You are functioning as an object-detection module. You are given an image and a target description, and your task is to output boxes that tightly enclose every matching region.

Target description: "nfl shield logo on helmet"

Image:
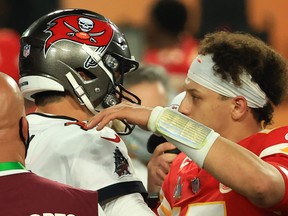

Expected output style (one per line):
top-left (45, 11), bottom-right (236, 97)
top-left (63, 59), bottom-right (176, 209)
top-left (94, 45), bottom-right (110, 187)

top-left (23, 44), bottom-right (31, 58)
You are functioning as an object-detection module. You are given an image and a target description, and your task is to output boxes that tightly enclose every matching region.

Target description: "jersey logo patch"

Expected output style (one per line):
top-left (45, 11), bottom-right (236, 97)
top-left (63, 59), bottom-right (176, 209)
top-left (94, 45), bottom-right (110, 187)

top-left (180, 156), bottom-right (192, 169)
top-left (113, 147), bottom-right (131, 177)
top-left (44, 15), bottom-right (113, 55)
top-left (101, 134), bottom-right (121, 143)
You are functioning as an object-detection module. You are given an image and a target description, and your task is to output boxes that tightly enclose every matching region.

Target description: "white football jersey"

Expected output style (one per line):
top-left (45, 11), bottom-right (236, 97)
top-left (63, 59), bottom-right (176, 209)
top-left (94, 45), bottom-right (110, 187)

top-left (25, 113), bottom-right (147, 204)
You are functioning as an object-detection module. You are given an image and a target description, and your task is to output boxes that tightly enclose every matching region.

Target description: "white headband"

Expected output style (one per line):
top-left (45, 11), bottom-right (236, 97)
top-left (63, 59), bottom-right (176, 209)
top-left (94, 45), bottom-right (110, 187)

top-left (187, 54), bottom-right (267, 108)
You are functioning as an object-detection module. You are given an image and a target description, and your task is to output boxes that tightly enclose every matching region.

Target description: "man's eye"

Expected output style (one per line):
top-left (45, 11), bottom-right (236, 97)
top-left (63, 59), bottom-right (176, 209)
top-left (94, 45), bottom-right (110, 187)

top-left (191, 95), bottom-right (198, 100)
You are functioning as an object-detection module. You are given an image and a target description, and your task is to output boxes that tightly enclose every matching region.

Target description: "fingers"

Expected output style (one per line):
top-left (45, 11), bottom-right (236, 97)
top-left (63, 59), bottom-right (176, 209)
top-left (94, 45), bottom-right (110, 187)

top-left (147, 165), bottom-right (167, 193)
top-left (86, 103), bottom-right (153, 130)
top-left (150, 167), bottom-right (166, 185)
top-left (86, 103), bottom-right (129, 130)
top-left (148, 142), bottom-right (178, 172)
top-left (154, 142), bottom-right (178, 157)
top-left (147, 142), bottom-right (178, 193)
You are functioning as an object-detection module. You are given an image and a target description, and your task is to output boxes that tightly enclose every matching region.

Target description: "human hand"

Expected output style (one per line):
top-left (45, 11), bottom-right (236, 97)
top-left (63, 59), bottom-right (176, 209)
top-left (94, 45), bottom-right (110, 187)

top-left (147, 142), bottom-right (178, 193)
top-left (86, 102), bottom-right (154, 130)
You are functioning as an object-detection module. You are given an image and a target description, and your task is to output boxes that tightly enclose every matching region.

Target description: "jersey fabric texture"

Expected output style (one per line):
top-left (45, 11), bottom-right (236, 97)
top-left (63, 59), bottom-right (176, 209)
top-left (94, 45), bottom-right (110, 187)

top-left (25, 113), bottom-right (147, 204)
top-left (0, 170), bottom-right (98, 216)
top-left (158, 127), bottom-right (288, 216)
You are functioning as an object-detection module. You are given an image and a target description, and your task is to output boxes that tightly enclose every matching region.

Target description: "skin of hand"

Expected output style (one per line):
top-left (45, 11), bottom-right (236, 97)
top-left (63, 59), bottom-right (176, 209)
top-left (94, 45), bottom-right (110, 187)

top-left (86, 102), bottom-right (153, 130)
top-left (147, 142), bottom-right (178, 193)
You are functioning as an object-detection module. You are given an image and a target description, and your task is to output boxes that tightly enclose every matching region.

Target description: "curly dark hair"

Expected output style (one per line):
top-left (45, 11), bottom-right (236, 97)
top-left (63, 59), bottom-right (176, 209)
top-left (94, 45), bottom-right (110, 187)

top-left (198, 31), bottom-right (288, 125)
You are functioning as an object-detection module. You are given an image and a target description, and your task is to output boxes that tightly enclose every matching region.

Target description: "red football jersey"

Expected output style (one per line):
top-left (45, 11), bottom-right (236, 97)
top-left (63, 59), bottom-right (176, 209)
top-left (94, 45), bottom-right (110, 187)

top-left (158, 127), bottom-right (288, 216)
top-left (0, 170), bottom-right (99, 216)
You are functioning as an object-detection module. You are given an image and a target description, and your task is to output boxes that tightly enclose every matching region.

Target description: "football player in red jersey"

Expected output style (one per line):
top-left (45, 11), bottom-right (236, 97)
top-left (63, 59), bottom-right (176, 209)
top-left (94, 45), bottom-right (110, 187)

top-left (0, 72), bottom-right (103, 216)
top-left (18, 9), bottom-right (155, 215)
top-left (87, 31), bottom-right (288, 215)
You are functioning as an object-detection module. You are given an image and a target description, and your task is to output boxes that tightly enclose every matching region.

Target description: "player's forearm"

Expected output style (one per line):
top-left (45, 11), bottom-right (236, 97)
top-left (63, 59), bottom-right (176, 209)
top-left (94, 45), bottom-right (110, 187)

top-left (204, 137), bottom-right (285, 207)
top-left (148, 106), bottom-right (285, 208)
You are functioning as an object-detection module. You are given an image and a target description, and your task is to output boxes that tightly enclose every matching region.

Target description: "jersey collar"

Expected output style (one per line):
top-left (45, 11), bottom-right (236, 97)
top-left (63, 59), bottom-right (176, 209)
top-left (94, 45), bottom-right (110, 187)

top-left (0, 162), bottom-right (29, 176)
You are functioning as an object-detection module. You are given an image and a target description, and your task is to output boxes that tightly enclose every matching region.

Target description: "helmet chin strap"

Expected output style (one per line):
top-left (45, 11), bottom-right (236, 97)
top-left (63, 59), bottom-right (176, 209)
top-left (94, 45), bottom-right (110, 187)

top-left (65, 72), bottom-right (97, 115)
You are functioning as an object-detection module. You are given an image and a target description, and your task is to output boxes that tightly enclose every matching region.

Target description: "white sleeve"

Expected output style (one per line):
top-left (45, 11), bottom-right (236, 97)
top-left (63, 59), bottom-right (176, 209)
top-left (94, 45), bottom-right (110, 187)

top-left (102, 193), bottom-right (156, 216)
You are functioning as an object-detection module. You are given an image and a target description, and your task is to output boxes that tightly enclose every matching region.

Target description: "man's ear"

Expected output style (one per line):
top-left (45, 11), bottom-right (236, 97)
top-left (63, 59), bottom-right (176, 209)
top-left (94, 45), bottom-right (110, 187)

top-left (231, 96), bottom-right (249, 120)
top-left (20, 116), bottom-right (29, 143)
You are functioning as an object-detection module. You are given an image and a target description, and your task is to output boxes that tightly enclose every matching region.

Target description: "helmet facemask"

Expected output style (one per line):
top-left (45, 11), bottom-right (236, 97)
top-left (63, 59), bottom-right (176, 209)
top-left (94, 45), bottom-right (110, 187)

top-left (102, 84), bottom-right (141, 135)
top-left (98, 50), bottom-right (141, 135)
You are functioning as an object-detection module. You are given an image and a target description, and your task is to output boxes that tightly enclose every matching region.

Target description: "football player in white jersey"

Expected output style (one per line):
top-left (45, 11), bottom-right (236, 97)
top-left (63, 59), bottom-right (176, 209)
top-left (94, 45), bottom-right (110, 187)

top-left (18, 9), bottom-right (155, 216)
